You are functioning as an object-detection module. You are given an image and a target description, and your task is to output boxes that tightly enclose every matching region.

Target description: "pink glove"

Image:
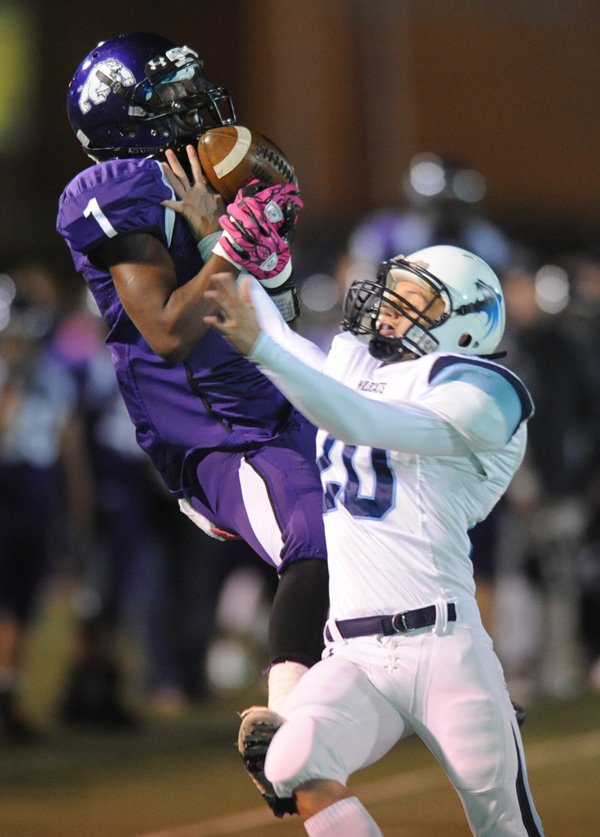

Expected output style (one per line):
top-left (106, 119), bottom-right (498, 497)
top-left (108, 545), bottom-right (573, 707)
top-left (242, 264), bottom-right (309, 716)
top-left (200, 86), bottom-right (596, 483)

top-left (213, 180), bottom-right (303, 287)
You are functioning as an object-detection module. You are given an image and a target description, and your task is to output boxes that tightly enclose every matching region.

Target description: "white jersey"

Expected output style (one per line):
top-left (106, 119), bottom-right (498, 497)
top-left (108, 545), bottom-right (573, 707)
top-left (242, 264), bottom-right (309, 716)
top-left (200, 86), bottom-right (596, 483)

top-left (316, 333), bottom-right (530, 618)
top-left (247, 281), bottom-right (533, 620)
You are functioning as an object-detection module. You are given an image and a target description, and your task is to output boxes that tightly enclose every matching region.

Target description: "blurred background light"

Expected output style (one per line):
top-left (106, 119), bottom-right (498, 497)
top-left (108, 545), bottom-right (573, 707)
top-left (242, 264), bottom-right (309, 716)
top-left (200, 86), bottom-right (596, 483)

top-left (452, 168), bottom-right (487, 203)
top-left (299, 273), bottom-right (342, 313)
top-left (535, 264), bottom-right (570, 314)
top-left (408, 154), bottom-right (447, 197)
top-left (0, 2), bottom-right (34, 150)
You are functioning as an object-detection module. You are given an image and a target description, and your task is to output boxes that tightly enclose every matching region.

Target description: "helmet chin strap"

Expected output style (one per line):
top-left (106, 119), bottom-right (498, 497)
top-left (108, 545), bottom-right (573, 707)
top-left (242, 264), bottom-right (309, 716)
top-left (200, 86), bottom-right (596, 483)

top-left (403, 323), bottom-right (439, 355)
top-left (367, 306), bottom-right (443, 363)
top-left (480, 350), bottom-right (507, 359)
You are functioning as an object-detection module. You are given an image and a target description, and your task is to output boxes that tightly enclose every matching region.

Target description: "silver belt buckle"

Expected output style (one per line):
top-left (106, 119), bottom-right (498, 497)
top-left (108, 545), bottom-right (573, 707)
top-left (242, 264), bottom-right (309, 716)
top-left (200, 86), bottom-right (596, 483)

top-left (391, 610), bottom-right (415, 633)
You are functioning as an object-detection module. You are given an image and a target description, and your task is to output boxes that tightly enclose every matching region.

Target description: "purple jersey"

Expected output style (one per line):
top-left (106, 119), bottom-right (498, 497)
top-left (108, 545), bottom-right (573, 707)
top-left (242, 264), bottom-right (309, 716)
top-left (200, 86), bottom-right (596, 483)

top-left (57, 158), bottom-right (299, 495)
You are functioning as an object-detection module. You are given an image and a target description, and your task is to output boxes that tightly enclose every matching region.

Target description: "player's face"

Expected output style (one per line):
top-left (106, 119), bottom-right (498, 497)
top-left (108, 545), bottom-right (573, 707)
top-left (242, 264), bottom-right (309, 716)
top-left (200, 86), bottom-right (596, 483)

top-left (377, 276), bottom-right (445, 339)
top-left (154, 67), bottom-right (224, 132)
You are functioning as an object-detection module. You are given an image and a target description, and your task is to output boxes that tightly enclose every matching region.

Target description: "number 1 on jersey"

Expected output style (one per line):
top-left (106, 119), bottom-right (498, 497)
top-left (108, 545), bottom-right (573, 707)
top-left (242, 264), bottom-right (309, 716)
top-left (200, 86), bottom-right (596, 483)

top-left (83, 197), bottom-right (118, 238)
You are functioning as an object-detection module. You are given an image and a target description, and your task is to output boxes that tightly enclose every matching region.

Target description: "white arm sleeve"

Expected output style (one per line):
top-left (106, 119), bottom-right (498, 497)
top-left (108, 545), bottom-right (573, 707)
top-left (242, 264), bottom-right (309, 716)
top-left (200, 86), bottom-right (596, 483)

top-left (245, 274), bottom-right (328, 372)
top-left (249, 332), bottom-right (470, 456)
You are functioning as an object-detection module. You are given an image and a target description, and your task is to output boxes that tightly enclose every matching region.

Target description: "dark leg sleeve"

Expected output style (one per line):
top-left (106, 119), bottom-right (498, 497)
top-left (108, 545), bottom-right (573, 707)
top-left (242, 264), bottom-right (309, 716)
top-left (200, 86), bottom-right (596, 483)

top-left (268, 558), bottom-right (329, 668)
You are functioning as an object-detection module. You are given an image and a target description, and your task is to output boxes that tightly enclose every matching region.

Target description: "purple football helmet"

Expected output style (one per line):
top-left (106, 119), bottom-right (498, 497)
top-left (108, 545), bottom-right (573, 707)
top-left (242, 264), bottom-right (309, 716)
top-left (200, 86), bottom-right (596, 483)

top-left (67, 32), bottom-right (236, 161)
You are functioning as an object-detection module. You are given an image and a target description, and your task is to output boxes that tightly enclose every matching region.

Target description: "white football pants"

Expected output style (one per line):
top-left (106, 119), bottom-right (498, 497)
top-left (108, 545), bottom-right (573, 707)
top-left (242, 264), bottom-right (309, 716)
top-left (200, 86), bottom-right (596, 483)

top-left (265, 598), bottom-right (544, 836)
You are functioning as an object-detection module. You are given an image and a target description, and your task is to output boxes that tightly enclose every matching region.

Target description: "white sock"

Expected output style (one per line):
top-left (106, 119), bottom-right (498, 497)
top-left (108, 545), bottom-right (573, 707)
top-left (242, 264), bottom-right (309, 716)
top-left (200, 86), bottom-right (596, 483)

top-left (304, 797), bottom-right (383, 836)
top-left (267, 661), bottom-right (308, 715)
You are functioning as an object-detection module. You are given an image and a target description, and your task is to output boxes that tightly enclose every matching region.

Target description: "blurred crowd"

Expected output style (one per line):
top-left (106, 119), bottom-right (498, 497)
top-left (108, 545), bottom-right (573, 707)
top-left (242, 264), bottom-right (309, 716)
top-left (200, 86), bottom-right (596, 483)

top-left (0, 253), bottom-right (275, 741)
top-left (1, 152), bottom-right (599, 742)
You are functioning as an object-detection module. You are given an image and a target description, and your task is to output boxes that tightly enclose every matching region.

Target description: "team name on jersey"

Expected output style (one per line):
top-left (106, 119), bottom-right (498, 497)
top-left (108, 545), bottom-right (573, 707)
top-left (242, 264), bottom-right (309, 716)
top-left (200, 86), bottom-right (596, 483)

top-left (357, 379), bottom-right (387, 394)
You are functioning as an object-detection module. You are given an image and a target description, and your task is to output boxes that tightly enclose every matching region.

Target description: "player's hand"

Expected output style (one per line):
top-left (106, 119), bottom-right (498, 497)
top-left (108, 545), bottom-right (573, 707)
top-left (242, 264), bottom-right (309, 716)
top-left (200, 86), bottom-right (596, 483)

top-left (161, 145), bottom-right (225, 240)
top-left (214, 180), bottom-right (299, 286)
top-left (203, 273), bottom-right (261, 356)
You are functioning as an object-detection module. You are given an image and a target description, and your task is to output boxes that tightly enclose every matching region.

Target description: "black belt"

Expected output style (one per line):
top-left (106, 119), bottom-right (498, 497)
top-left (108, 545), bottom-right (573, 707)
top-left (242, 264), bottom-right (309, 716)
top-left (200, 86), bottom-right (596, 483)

top-left (326, 602), bottom-right (456, 640)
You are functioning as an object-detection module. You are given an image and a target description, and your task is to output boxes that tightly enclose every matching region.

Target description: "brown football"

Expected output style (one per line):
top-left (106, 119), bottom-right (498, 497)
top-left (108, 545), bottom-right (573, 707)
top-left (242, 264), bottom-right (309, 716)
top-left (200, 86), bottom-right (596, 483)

top-left (197, 125), bottom-right (298, 203)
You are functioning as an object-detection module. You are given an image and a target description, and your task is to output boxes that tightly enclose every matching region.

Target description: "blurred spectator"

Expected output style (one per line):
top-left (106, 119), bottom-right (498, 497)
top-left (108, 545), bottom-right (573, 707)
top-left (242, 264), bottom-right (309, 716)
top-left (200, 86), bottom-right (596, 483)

top-left (301, 153), bottom-right (518, 351)
top-left (336, 152), bottom-right (516, 289)
top-left (55, 335), bottom-right (165, 728)
top-left (559, 249), bottom-right (600, 690)
top-left (0, 264), bottom-right (87, 741)
top-left (492, 259), bottom-right (596, 700)
top-left (47, 290), bottom-right (195, 724)
top-left (27, 258), bottom-right (270, 725)
top-left (149, 520), bottom-right (275, 712)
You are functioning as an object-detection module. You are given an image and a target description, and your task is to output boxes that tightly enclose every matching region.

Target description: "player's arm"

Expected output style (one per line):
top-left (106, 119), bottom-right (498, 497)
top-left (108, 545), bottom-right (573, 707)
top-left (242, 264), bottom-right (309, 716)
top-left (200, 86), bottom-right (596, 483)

top-left (249, 335), bottom-right (530, 455)
top-left (204, 275), bottom-right (469, 455)
top-left (87, 147), bottom-right (235, 362)
top-left (94, 147), bottom-right (296, 363)
top-left (96, 232), bottom-right (235, 362)
top-left (251, 332), bottom-right (472, 455)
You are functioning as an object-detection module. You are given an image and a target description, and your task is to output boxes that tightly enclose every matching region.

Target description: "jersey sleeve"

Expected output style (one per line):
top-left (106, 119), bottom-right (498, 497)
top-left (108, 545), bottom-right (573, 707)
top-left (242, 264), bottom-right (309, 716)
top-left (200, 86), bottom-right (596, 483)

top-left (57, 159), bottom-right (175, 257)
top-left (424, 357), bottom-right (534, 451)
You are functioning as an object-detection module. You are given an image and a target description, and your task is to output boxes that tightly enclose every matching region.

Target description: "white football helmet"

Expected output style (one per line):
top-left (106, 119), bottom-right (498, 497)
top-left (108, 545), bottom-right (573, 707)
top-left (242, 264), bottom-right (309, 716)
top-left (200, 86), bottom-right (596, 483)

top-left (341, 244), bottom-right (505, 362)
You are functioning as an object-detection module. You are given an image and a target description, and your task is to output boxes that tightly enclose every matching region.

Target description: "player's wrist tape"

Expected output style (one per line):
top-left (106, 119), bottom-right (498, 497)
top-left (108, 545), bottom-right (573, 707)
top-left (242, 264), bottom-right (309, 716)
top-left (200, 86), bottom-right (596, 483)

top-left (266, 279), bottom-right (300, 322)
top-left (197, 231), bottom-right (222, 263)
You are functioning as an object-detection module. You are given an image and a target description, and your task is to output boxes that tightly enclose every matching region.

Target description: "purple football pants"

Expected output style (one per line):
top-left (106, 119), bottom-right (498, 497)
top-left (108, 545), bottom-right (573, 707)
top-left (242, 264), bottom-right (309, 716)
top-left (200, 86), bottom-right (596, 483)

top-left (186, 418), bottom-right (327, 574)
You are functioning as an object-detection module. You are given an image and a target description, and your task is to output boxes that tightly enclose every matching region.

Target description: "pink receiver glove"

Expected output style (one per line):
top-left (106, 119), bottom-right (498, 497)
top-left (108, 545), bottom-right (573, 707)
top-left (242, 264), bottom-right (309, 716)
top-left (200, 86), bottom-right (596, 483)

top-left (213, 180), bottom-right (303, 287)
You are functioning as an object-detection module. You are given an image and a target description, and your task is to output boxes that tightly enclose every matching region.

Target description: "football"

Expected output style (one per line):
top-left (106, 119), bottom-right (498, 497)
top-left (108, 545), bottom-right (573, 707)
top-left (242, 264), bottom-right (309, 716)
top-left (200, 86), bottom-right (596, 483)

top-left (197, 125), bottom-right (298, 203)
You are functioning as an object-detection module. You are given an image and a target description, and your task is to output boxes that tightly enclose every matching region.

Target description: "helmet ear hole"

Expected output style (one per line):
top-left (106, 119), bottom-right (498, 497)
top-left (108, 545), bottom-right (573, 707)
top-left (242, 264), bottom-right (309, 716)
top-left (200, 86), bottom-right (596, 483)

top-left (458, 333), bottom-right (472, 347)
top-left (116, 123), bottom-right (137, 138)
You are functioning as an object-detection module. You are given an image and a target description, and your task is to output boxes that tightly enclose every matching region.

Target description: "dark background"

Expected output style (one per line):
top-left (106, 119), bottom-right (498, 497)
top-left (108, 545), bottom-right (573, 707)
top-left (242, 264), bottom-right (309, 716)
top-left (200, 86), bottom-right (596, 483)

top-left (2, 0), bottom-right (599, 267)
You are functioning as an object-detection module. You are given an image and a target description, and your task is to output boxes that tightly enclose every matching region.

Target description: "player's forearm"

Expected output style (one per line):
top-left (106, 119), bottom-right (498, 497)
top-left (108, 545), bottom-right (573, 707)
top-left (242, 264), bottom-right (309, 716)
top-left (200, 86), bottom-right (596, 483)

top-left (250, 334), bottom-right (468, 456)
top-left (105, 232), bottom-right (236, 361)
top-left (156, 254), bottom-right (240, 361)
top-left (119, 254), bottom-right (236, 362)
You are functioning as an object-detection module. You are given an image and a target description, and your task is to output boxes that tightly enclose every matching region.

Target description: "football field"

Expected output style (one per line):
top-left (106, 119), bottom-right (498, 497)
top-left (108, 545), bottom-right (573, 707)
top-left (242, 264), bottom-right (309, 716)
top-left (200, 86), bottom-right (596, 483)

top-left (2, 588), bottom-right (599, 836)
